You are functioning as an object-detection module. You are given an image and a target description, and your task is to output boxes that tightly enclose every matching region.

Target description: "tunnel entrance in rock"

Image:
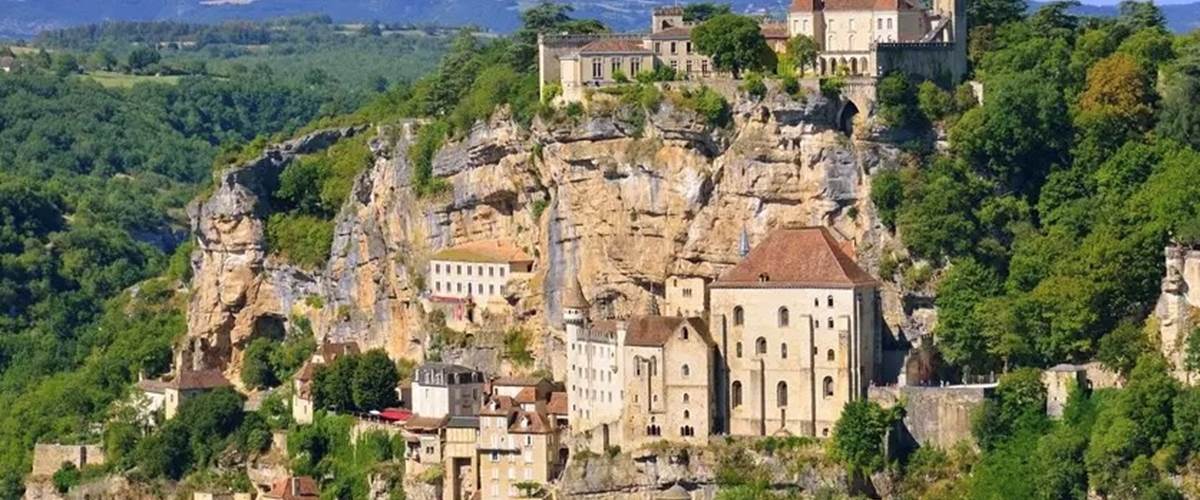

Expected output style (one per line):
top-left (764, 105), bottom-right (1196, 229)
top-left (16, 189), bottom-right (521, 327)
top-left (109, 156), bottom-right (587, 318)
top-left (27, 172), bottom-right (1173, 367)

top-left (838, 101), bottom-right (860, 137)
top-left (251, 315), bottom-right (286, 342)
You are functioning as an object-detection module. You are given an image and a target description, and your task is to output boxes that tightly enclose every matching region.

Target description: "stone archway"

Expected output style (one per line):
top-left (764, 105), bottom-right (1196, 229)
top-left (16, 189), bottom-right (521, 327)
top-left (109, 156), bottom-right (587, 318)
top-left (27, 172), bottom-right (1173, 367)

top-left (850, 58), bottom-right (858, 75)
top-left (838, 100), bottom-right (860, 136)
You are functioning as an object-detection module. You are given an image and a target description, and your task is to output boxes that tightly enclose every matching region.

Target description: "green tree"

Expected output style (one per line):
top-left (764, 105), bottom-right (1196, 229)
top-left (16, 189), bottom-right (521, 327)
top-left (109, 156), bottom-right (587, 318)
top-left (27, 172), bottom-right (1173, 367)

top-left (1186, 327), bottom-right (1200, 375)
top-left (126, 46), bottom-right (161, 72)
top-left (830, 400), bottom-right (899, 474)
top-left (917, 81), bottom-right (954, 123)
top-left (785, 34), bottom-right (819, 75)
top-left (314, 354), bottom-right (359, 411)
top-left (1117, 0), bottom-right (1166, 32)
top-left (352, 349), bottom-right (400, 411)
top-left (870, 169), bottom-right (905, 229)
top-left (934, 259), bottom-right (1004, 370)
top-left (51, 462), bottom-right (80, 494)
top-left (51, 53), bottom-right (79, 77)
top-left (241, 337), bottom-right (280, 389)
top-left (1033, 426), bottom-right (1088, 500)
top-left (683, 3), bottom-right (732, 23)
top-left (691, 14), bottom-right (771, 78)
top-left (1097, 321), bottom-right (1151, 378)
top-left (1157, 49), bottom-right (1200, 150)
top-left (972, 368), bottom-right (1048, 450)
top-left (877, 72), bottom-right (926, 130)
top-left (968, 0), bottom-right (1028, 28)
top-left (88, 49), bottom-right (116, 71)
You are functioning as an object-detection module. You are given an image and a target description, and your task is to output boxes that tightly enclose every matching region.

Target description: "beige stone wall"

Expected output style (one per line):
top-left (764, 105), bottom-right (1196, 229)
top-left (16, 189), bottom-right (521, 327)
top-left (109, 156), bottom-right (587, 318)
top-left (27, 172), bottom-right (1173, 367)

top-left (711, 286), bottom-right (877, 438)
top-left (664, 277), bottom-right (707, 318)
top-left (478, 432), bottom-right (556, 500)
top-left (30, 444), bottom-right (105, 478)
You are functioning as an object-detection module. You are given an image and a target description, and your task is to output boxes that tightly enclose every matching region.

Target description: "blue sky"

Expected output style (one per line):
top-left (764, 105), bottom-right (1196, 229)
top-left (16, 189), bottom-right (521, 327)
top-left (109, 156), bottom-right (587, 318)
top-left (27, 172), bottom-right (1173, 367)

top-left (1076, 0), bottom-right (1195, 4)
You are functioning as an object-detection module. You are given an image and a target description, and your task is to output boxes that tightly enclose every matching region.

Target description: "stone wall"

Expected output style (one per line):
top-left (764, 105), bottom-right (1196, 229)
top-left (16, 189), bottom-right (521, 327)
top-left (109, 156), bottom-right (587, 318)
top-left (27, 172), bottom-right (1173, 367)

top-left (30, 444), bottom-right (106, 477)
top-left (870, 384), bottom-right (992, 452)
top-left (875, 43), bottom-right (966, 87)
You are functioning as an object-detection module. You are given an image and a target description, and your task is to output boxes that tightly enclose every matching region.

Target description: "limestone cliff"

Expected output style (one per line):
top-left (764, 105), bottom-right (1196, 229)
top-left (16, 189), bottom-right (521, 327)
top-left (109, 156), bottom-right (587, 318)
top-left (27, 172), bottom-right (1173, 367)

top-left (185, 89), bottom-right (912, 382)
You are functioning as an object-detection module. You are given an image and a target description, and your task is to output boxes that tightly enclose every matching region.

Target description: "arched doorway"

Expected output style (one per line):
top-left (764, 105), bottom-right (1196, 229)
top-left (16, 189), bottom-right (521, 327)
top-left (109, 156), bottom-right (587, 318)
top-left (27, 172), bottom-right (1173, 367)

top-left (850, 58), bottom-right (858, 75)
top-left (838, 100), bottom-right (860, 136)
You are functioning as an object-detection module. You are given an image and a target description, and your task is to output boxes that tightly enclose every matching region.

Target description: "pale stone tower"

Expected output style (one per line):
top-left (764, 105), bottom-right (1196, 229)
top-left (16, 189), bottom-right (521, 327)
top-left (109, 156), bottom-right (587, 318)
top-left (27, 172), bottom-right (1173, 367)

top-left (564, 276), bottom-right (589, 336)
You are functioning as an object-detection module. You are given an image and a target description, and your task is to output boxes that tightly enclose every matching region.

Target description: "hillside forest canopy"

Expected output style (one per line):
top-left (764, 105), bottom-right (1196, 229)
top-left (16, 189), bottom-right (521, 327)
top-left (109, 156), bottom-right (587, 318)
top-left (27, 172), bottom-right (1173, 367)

top-left (0, 0), bottom-right (1198, 498)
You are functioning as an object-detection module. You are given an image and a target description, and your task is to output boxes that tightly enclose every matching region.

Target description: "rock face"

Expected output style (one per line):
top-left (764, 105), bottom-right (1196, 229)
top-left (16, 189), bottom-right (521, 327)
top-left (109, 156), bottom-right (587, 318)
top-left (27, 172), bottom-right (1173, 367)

top-left (185, 90), bottom-right (908, 382)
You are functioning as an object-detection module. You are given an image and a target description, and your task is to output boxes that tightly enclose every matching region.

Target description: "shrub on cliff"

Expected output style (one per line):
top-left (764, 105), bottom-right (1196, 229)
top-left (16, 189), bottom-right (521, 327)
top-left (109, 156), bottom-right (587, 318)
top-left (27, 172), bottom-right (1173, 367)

top-left (352, 349), bottom-right (400, 411)
top-left (829, 400), bottom-right (900, 474)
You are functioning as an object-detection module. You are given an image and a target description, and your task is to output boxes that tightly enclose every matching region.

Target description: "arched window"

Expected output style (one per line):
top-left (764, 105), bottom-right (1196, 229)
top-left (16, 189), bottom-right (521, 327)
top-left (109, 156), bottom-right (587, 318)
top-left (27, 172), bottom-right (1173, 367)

top-left (827, 295), bottom-right (834, 307)
top-left (813, 298), bottom-right (819, 307)
top-left (650, 357), bottom-right (658, 377)
top-left (781, 343), bottom-right (788, 359)
top-left (827, 317), bottom-right (834, 329)
top-left (683, 393), bottom-right (690, 404)
top-left (680, 327), bottom-right (689, 340)
top-left (684, 409), bottom-right (691, 420)
top-left (634, 356), bottom-right (642, 376)
top-left (736, 342), bottom-right (743, 358)
top-left (827, 349), bottom-right (835, 362)
top-left (682, 364), bottom-right (690, 378)
top-left (733, 306), bottom-right (744, 326)
top-left (755, 337), bottom-right (767, 355)
top-left (778, 307), bottom-right (789, 327)
top-left (823, 377), bottom-right (834, 398)
top-left (732, 381), bottom-right (743, 407)
top-left (777, 381), bottom-right (788, 407)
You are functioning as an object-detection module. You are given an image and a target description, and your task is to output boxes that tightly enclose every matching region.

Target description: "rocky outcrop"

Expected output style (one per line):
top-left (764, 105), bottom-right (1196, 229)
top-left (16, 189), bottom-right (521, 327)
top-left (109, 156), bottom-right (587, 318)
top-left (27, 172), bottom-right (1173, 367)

top-left (184, 88), bottom-right (910, 383)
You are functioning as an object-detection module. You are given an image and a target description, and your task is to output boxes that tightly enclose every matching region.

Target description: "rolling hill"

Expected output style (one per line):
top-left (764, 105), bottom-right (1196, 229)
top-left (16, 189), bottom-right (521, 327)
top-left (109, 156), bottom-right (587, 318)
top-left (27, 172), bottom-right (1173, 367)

top-left (1, 0), bottom-right (1197, 40)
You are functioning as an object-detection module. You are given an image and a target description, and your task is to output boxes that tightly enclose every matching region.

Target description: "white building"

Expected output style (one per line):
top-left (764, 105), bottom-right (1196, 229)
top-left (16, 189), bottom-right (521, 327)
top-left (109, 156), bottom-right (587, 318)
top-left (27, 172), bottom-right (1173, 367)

top-left (412, 363), bottom-right (486, 419)
top-left (563, 278), bottom-right (626, 437)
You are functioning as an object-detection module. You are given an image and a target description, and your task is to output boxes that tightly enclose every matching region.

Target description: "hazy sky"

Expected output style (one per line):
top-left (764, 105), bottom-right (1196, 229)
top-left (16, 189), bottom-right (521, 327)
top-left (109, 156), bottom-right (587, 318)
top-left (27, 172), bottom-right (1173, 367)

top-left (1075, 0), bottom-right (1196, 4)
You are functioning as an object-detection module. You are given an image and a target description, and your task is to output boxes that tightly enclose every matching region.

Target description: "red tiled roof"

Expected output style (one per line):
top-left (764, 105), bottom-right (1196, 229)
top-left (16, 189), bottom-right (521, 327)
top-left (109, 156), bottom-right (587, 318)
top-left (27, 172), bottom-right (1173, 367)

top-left (624, 316), bottom-right (711, 347)
top-left (760, 23), bottom-right (790, 39)
top-left (295, 362), bottom-right (316, 382)
top-left (493, 376), bottom-right (547, 387)
top-left (378, 408), bottom-right (413, 422)
top-left (481, 396), bottom-right (517, 416)
top-left (404, 416), bottom-right (449, 432)
top-left (508, 410), bottom-right (554, 434)
top-left (580, 38), bottom-right (652, 54)
top-left (712, 227), bottom-right (877, 289)
top-left (648, 27), bottom-right (693, 40)
top-left (514, 387), bottom-right (538, 404)
top-left (165, 370), bottom-right (232, 391)
top-left (431, 240), bottom-right (533, 264)
top-left (137, 379), bottom-right (169, 393)
top-left (266, 476), bottom-right (319, 500)
top-left (547, 392), bottom-right (568, 415)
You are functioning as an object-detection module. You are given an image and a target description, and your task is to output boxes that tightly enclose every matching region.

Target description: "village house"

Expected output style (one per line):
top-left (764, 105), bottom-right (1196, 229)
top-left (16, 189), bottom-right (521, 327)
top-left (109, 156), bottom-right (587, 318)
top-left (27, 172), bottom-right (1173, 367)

top-left (478, 395), bottom-right (566, 499)
top-left (411, 363), bottom-right (486, 419)
top-left (155, 369), bottom-right (232, 420)
top-left (292, 341), bottom-right (361, 425)
top-left (261, 475), bottom-right (319, 500)
top-left (709, 227), bottom-right (880, 438)
top-left (426, 240), bottom-right (535, 328)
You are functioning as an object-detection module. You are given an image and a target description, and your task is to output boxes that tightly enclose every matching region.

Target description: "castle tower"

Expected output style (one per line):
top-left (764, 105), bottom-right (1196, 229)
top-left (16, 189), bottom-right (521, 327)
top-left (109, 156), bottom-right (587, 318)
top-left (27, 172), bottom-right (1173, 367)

top-left (652, 6), bottom-right (686, 34)
top-left (563, 276), bottom-right (589, 340)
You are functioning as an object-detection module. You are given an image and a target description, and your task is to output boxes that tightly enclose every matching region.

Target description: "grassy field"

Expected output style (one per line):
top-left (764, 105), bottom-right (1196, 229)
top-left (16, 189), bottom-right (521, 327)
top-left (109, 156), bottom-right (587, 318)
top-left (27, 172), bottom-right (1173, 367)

top-left (84, 71), bottom-right (182, 88)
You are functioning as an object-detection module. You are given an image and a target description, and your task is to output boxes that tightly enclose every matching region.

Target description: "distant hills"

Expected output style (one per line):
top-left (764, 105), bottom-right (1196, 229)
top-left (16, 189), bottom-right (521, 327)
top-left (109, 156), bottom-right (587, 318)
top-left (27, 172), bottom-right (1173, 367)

top-left (0, 0), bottom-right (1197, 39)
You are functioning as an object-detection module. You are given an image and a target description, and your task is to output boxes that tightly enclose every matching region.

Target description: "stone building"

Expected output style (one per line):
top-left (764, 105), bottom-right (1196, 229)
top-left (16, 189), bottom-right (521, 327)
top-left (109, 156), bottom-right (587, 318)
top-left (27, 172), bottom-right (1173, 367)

top-left (709, 227), bottom-right (880, 438)
top-left (788, 0), bottom-right (967, 81)
top-left (1043, 364), bottom-right (1088, 419)
top-left (411, 363), bottom-right (486, 419)
top-left (540, 6), bottom-right (790, 103)
top-left (427, 240), bottom-right (535, 326)
top-left (29, 444), bottom-right (105, 478)
top-left (564, 278), bottom-right (625, 438)
top-left (664, 276), bottom-right (708, 318)
top-left (478, 396), bottom-right (566, 500)
top-left (162, 369), bottom-right (232, 419)
top-left (620, 316), bottom-right (716, 448)
top-left (261, 476), bottom-right (319, 500)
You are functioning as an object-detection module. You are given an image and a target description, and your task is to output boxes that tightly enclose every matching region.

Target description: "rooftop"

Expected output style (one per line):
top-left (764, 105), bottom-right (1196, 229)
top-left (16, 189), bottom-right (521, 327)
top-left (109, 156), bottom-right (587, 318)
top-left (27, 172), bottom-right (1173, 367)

top-left (648, 27), bottom-right (694, 40)
top-left (266, 476), bottom-right (319, 500)
top-left (791, 0), bottom-right (922, 11)
top-left (624, 316), bottom-right (710, 347)
top-left (431, 240), bottom-right (533, 264)
top-left (580, 38), bottom-right (653, 54)
top-left (712, 227), bottom-right (877, 289)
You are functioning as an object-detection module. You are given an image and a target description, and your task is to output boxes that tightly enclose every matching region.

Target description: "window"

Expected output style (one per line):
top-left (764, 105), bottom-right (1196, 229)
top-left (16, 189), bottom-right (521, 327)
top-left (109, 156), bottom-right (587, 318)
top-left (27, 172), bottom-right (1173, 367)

top-left (828, 35), bottom-right (834, 50)
top-left (654, 42), bottom-right (662, 53)
top-left (680, 327), bottom-right (689, 340)
top-left (781, 343), bottom-right (788, 359)
top-left (803, 19), bottom-right (809, 32)
top-left (456, 283), bottom-right (462, 293)
top-left (435, 264), bottom-right (441, 274)
top-left (682, 364), bottom-right (690, 378)
top-left (849, 19), bottom-right (855, 30)
top-left (489, 284), bottom-right (495, 295)
top-left (682, 288), bottom-right (693, 298)
top-left (631, 58), bottom-right (641, 74)
top-left (683, 393), bottom-right (690, 404)
top-left (612, 58), bottom-right (622, 75)
top-left (456, 265), bottom-right (462, 275)
top-left (755, 337), bottom-right (767, 355)
top-left (500, 268), bottom-right (506, 277)
top-left (827, 295), bottom-right (834, 307)
top-left (670, 60), bottom-right (678, 71)
top-left (813, 297), bottom-right (819, 307)
top-left (877, 18), bottom-right (883, 29)
top-left (778, 307), bottom-right (789, 327)
top-left (736, 342), bottom-right (743, 358)
top-left (478, 265), bottom-right (483, 275)
top-left (732, 381), bottom-right (743, 407)
top-left (466, 266), bottom-right (472, 276)
top-left (592, 59), bottom-right (602, 79)
top-left (823, 377), bottom-right (834, 398)
top-left (686, 42), bottom-right (693, 54)
top-left (848, 34), bottom-right (854, 48)
top-left (686, 60), bottom-right (692, 74)
top-left (435, 282), bottom-right (441, 292)
top-left (701, 60), bottom-right (709, 74)
top-left (827, 349), bottom-right (835, 362)
top-left (670, 42), bottom-right (677, 54)
top-left (733, 306), bottom-right (744, 326)
top-left (887, 18), bottom-right (893, 29)
top-left (827, 317), bottom-right (834, 329)
top-left (684, 409), bottom-right (691, 419)
top-left (489, 267), bottom-right (494, 277)
top-left (777, 381), bottom-right (788, 407)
